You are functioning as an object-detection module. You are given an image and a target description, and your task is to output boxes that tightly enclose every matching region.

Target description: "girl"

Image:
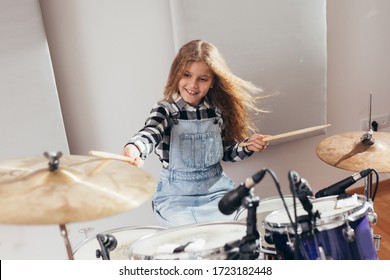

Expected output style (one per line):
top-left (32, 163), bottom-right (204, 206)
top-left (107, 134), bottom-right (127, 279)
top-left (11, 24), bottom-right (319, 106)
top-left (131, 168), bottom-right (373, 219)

top-left (124, 40), bottom-right (269, 227)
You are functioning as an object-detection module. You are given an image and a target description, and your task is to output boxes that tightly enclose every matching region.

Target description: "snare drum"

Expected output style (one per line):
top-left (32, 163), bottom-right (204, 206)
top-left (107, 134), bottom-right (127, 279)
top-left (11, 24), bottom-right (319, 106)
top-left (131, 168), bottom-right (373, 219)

top-left (72, 226), bottom-right (165, 260)
top-left (234, 195), bottom-right (305, 259)
top-left (264, 195), bottom-right (377, 260)
top-left (129, 222), bottom-right (254, 260)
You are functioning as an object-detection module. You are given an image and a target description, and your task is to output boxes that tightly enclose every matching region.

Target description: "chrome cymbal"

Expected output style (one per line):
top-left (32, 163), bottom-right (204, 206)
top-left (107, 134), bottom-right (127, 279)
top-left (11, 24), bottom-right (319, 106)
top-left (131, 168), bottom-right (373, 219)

top-left (0, 152), bottom-right (155, 224)
top-left (316, 131), bottom-right (390, 172)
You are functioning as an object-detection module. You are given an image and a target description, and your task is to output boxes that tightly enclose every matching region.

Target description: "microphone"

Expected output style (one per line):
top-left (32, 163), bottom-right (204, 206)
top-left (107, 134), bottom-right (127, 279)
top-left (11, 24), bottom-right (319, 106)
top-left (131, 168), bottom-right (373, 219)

top-left (218, 169), bottom-right (267, 215)
top-left (315, 168), bottom-right (373, 198)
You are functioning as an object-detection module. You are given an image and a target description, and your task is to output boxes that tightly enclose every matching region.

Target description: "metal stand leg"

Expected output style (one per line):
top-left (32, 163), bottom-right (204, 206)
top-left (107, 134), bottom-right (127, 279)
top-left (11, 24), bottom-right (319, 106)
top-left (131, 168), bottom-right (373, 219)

top-left (363, 175), bottom-right (381, 256)
top-left (60, 224), bottom-right (74, 260)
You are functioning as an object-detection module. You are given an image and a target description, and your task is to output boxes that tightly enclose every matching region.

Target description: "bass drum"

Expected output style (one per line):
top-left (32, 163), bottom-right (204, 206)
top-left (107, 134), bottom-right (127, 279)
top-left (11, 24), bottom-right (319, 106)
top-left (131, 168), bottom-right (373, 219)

top-left (72, 226), bottom-right (165, 260)
top-left (129, 221), bottom-right (255, 260)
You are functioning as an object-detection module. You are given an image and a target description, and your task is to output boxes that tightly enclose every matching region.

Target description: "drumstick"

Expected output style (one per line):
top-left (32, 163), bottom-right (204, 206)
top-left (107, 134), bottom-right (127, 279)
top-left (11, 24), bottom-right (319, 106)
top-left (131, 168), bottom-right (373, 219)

top-left (89, 150), bottom-right (135, 162)
top-left (239, 124), bottom-right (331, 147)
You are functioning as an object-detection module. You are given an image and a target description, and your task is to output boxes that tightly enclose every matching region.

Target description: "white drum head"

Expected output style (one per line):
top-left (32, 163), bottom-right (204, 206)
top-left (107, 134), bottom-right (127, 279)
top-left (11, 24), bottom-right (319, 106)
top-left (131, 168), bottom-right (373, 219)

top-left (129, 222), bottom-right (248, 260)
top-left (235, 195), bottom-right (301, 223)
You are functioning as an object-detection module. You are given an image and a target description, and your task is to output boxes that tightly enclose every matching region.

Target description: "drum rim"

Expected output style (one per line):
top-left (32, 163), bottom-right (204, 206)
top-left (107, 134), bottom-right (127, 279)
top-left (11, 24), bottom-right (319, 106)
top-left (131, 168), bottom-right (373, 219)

top-left (72, 225), bottom-right (165, 255)
top-left (263, 195), bottom-right (369, 234)
top-left (131, 245), bottom-right (233, 260)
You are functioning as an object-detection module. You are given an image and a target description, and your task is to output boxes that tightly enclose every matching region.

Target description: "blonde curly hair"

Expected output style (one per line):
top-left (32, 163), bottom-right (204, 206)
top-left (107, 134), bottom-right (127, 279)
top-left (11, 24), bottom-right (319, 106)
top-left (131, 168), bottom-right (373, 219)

top-left (163, 39), bottom-right (266, 146)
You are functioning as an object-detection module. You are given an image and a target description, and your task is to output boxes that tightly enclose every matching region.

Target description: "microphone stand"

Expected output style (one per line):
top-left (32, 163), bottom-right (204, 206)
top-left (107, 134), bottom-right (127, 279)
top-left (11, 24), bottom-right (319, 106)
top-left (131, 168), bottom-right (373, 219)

top-left (225, 189), bottom-right (260, 260)
top-left (289, 171), bottom-right (323, 259)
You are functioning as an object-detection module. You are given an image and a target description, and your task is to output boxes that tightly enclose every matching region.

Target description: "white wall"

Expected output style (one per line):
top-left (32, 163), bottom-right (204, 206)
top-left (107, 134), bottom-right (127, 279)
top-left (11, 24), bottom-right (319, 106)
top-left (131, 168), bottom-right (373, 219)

top-left (1, 0), bottom-right (389, 259)
top-left (0, 0), bottom-right (69, 260)
top-left (0, 0), bottom-right (68, 159)
top-left (171, 0), bottom-right (328, 145)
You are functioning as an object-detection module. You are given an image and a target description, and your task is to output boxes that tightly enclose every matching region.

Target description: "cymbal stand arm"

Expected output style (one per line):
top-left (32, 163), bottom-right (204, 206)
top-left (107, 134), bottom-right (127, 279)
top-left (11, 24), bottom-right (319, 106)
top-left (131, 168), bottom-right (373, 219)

top-left (59, 224), bottom-right (74, 260)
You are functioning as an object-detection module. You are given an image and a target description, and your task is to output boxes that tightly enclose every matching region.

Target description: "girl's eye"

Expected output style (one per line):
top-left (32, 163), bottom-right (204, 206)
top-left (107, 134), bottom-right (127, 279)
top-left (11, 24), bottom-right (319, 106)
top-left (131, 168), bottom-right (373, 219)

top-left (183, 73), bottom-right (191, 78)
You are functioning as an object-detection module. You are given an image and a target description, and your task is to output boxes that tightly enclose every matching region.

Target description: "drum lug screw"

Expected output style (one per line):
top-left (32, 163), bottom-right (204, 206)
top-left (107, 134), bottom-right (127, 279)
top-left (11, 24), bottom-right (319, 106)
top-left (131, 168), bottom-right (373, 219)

top-left (342, 216), bottom-right (355, 242)
top-left (373, 234), bottom-right (381, 252)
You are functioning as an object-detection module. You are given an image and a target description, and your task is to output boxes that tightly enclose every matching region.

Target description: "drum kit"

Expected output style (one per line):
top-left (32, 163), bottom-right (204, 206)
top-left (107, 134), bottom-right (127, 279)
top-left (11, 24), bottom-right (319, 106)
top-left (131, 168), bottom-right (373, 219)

top-left (0, 121), bottom-right (389, 260)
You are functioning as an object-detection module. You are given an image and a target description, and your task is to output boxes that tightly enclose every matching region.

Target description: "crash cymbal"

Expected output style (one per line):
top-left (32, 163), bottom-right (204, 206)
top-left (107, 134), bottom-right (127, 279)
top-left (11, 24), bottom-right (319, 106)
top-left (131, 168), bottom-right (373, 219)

top-left (0, 152), bottom-right (155, 224)
top-left (316, 131), bottom-right (390, 172)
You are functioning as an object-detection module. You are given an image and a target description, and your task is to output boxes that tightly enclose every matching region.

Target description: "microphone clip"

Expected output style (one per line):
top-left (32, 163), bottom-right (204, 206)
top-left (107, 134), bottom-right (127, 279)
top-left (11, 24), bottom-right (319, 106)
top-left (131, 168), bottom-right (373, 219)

top-left (96, 234), bottom-right (118, 260)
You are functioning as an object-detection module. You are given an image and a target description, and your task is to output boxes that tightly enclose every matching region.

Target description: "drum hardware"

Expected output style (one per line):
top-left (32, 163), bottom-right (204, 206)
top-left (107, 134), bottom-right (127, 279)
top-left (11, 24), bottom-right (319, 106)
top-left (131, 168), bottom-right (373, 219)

top-left (224, 190), bottom-right (260, 260)
top-left (60, 224), bottom-right (74, 260)
top-left (318, 246), bottom-right (327, 260)
top-left (96, 234), bottom-right (118, 260)
top-left (361, 92), bottom-right (375, 146)
top-left (285, 227), bottom-right (294, 252)
top-left (0, 151), bottom-right (155, 260)
top-left (373, 234), bottom-right (382, 252)
top-left (73, 226), bottom-right (165, 260)
top-left (79, 227), bottom-right (95, 238)
top-left (342, 214), bottom-right (355, 242)
top-left (44, 151), bottom-right (62, 171)
top-left (288, 170), bottom-right (323, 259)
top-left (367, 206), bottom-right (378, 226)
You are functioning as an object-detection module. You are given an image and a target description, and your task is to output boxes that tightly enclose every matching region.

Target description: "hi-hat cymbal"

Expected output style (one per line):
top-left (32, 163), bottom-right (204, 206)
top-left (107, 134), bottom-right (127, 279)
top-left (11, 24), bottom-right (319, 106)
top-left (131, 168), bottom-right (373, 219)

top-left (0, 152), bottom-right (155, 224)
top-left (316, 131), bottom-right (390, 172)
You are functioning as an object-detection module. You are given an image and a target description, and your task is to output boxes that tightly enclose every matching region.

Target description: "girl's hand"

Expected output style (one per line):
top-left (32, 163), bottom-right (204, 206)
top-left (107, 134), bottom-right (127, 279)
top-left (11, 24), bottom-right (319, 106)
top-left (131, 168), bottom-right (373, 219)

top-left (123, 144), bottom-right (144, 167)
top-left (244, 134), bottom-right (269, 153)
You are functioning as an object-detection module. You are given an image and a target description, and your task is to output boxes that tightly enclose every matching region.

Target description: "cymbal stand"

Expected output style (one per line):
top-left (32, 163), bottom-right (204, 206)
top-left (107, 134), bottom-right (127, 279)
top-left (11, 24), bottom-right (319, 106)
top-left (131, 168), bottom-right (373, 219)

top-left (363, 174), bottom-right (381, 255)
top-left (43, 152), bottom-right (75, 260)
top-left (360, 93), bottom-right (380, 251)
top-left (361, 93), bottom-right (375, 146)
top-left (60, 224), bottom-right (74, 260)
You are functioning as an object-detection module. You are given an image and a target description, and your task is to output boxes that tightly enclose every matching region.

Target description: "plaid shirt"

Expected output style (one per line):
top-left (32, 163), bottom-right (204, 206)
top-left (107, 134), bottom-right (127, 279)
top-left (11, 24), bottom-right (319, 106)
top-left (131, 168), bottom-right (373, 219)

top-left (127, 95), bottom-right (253, 168)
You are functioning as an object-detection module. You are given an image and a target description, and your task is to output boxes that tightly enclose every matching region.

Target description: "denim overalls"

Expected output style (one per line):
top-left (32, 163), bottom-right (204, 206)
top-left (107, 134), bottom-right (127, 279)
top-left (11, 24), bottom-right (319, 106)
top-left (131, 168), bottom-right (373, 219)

top-left (152, 102), bottom-right (235, 227)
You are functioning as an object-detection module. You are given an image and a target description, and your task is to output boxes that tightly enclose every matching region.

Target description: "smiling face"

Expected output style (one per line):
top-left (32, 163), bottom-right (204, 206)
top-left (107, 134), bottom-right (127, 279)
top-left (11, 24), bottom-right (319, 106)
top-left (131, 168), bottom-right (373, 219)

top-left (178, 61), bottom-right (214, 107)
